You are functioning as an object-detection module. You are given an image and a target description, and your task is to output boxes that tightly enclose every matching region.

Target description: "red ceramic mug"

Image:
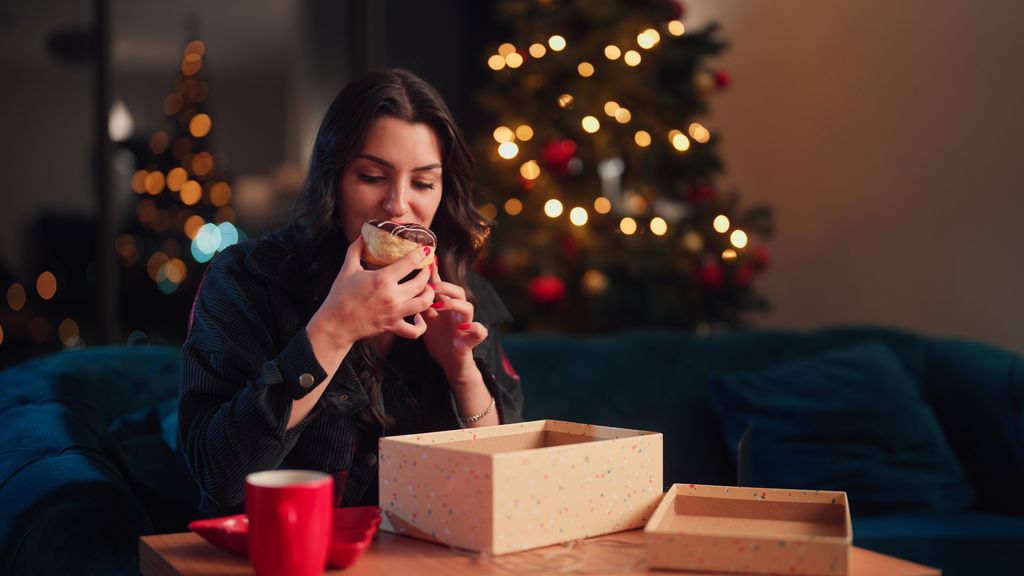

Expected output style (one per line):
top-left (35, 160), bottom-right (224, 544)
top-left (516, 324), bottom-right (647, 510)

top-left (245, 470), bottom-right (333, 576)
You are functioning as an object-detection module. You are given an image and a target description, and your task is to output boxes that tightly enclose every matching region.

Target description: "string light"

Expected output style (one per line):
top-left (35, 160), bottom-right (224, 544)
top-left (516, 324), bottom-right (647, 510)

top-left (557, 94), bottom-right (575, 109)
top-left (189, 113), bottom-right (212, 138)
top-left (7, 283), bottom-right (26, 311)
top-left (548, 35), bottom-right (567, 51)
top-left (594, 197), bottom-right (612, 214)
top-left (498, 141), bottom-right (519, 159)
top-left (683, 231), bottom-right (703, 252)
top-left (722, 248), bottom-right (738, 261)
top-left (668, 20), bottom-right (685, 36)
top-left (493, 126), bottom-right (514, 143)
top-left (192, 152), bottom-right (214, 176)
top-left (36, 271), bottom-right (57, 300)
top-left (713, 214), bottom-right (731, 233)
top-left (488, 55), bottom-right (506, 71)
top-left (650, 217), bottom-right (668, 236)
top-left (637, 29), bottom-right (660, 49)
top-left (544, 199), bottom-right (564, 218)
top-left (506, 52), bottom-right (524, 68)
top-left (180, 180), bottom-right (202, 205)
top-left (210, 182), bottom-right (232, 206)
top-left (730, 229), bottom-right (748, 248)
top-left (672, 133), bottom-right (690, 151)
top-left (619, 217), bottom-right (638, 235)
top-left (150, 131), bottom-right (170, 154)
top-left (689, 122), bottom-right (711, 143)
top-left (504, 198), bottom-right (523, 215)
top-left (498, 43), bottom-right (516, 56)
top-left (529, 43), bottom-right (546, 58)
top-left (624, 50), bottom-right (642, 66)
top-left (144, 171), bottom-right (165, 195)
top-left (184, 215), bottom-right (205, 239)
top-left (605, 45), bottom-right (621, 60)
top-left (515, 125), bottom-right (534, 141)
top-left (577, 62), bottom-right (595, 77)
top-left (635, 130), bottom-right (652, 147)
top-left (58, 318), bottom-right (79, 346)
top-left (614, 108), bottom-right (632, 123)
top-left (131, 170), bottom-right (148, 193)
top-left (569, 207), bottom-right (589, 226)
top-left (604, 101), bottom-right (620, 116)
top-left (519, 160), bottom-right (541, 180)
top-left (581, 116), bottom-right (600, 133)
top-left (166, 167), bottom-right (188, 191)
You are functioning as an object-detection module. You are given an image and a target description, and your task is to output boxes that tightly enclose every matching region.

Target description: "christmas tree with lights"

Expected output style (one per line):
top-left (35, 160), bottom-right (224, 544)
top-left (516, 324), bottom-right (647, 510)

top-left (117, 38), bottom-right (243, 341)
top-left (474, 0), bottom-right (773, 333)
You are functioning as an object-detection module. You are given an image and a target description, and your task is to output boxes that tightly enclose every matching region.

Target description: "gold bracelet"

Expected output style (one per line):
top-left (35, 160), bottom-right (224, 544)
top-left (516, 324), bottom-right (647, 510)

top-left (459, 396), bottom-right (496, 424)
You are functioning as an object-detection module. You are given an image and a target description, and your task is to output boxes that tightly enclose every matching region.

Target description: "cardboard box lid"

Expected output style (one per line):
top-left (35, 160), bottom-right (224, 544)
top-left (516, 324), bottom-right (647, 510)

top-left (646, 483), bottom-right (852, 543)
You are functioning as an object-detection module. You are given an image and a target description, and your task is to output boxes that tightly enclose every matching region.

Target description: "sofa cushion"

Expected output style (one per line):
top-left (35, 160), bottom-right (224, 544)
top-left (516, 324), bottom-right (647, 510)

top-left (708, 341), bottom-right (974, 515)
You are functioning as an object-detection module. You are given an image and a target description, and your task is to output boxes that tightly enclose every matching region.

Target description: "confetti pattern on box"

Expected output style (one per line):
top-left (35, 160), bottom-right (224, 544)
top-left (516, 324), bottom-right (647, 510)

top-left (380, 420), bottom-right (663, 555)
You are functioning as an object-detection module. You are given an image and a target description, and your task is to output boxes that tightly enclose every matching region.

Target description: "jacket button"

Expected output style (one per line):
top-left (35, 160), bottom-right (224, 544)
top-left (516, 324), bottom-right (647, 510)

top-left (365, 453), bottom-right (378, 466)
top-left (340, 394), bottom-right (349, 401)
top-left (298, 373), bottom-right (315, 388)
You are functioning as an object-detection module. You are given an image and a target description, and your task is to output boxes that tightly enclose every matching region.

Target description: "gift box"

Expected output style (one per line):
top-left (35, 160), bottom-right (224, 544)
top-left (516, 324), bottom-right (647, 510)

top-left (645, 483), bottom-right (852, 575)
top-left (379, 419), bottom-right (663, 555)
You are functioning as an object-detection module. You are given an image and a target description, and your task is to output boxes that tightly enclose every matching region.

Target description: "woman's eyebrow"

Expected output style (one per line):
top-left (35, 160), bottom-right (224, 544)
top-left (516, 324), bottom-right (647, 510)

top-left (356, 153), bottom-right (441, 173)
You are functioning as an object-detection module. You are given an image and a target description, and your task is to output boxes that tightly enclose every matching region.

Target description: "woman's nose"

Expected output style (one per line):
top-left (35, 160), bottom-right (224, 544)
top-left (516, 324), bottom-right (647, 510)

top-left (384, 185), bottom-right (410, 217)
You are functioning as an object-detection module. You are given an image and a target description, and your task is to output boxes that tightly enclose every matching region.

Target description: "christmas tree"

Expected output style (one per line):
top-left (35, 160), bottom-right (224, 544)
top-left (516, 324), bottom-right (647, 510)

top-left (474, 0), bottom-right (773, 333)
top-left (117, 38), bottom-right (243, 341)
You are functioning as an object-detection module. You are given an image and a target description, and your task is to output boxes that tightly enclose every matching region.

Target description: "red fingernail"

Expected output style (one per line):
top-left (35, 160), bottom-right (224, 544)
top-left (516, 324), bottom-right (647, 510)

top-left (457, 323), bottom-right (471, 330)
top-left (423, 246), bottom-right (431, 255)
top-left (431, 301), bottom-right (444, 309)
top-left (428, 281), bottom-right (436, 288)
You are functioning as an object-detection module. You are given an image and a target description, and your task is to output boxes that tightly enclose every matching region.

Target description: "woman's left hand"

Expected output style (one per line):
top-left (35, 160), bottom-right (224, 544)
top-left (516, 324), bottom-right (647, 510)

top-left (421, 258), bottom-right (488, 384)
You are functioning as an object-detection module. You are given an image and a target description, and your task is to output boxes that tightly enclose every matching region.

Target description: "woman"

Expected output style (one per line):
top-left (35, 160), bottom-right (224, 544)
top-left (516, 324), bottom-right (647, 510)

top-left (179, 69), bottom-right (523, 517)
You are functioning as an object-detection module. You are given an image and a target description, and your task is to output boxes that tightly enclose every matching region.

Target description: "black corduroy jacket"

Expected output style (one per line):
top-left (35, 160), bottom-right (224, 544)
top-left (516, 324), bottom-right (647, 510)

top-left (178, 224), bottom-right (523, 517)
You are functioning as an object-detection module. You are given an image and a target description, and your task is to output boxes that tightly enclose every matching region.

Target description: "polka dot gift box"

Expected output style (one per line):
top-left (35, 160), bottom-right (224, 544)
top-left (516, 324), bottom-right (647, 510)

top-left (378, 419), bottom-right (663, 555)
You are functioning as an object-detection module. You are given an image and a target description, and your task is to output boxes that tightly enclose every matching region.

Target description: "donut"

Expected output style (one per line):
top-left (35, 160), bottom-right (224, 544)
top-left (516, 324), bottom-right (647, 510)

top-left (360, 220), bottom-right (437, 269)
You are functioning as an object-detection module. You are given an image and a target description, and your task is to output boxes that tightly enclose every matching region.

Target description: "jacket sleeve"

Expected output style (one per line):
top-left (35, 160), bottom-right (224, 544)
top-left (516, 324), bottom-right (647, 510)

top-left (468, 274), bottom-right (524, 424)
top-left (178, 246), bottom-right (332, 510)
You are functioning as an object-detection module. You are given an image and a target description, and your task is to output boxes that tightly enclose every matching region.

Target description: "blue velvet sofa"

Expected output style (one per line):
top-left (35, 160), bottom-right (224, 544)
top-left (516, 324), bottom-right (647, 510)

top-left (1, 326), bottom-right (1021, 574)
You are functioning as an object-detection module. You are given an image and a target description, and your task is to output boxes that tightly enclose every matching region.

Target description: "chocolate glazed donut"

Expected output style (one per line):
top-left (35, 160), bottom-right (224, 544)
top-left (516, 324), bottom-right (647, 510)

top-left (360, 219), bottom-right (437, 269)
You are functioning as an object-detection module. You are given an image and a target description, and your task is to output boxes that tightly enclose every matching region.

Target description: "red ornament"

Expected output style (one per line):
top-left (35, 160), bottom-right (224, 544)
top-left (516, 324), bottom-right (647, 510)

top-left (691, 184), bottom-right (715, 203)
top-left (542, 139), bottom-right (577, 176)
top-left (714, 70), bottom-right (732, 89)
top-left (529, 274), bottom-right (566, 304)
top-left (751, 245), bottom-right (771, 271)
top-left (698, 262), bottom-right (724, 289)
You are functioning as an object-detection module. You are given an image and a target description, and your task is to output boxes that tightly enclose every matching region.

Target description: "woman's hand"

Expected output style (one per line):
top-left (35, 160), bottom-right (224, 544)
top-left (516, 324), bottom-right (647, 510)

top-left (307, 236), bottom-right (435, 350)
top-left (421, 258), bottom-right (488, 385)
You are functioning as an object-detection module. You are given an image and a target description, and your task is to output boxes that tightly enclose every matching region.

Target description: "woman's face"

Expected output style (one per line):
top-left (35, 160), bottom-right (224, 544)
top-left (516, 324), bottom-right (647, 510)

top-left (338, 117), bottom-right (444, 243)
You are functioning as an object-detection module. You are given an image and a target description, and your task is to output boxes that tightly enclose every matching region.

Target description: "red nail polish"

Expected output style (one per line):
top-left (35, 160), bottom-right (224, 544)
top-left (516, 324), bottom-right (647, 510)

top-left (457, 323), bottom-right (472, 330)
top-left (423, 246), bottom-right (431, 255)
top-left (431, 301), bottom-right (444, 309)
top-left (428, 281), bottom-right (436, 288)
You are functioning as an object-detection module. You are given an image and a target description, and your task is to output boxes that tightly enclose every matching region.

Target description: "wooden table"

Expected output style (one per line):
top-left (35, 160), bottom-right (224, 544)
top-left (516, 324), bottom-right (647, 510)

top-left (140, 529), bottom-right (940, 575)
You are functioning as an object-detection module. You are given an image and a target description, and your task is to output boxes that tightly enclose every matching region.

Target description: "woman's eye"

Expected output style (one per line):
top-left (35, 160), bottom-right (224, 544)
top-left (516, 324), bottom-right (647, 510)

top-left (358, 173), bottom-right (385, 183)
top-left (413, 181), bottom-right (435, 191)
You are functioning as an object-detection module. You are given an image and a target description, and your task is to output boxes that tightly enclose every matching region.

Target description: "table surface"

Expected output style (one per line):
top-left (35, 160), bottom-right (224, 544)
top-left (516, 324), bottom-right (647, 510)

top-left (140, 529), bottom-right (940, 576)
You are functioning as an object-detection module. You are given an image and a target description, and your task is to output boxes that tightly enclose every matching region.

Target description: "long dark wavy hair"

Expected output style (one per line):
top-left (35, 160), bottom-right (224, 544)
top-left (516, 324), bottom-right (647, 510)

top-left (292, 68), bottom-right (491, 426)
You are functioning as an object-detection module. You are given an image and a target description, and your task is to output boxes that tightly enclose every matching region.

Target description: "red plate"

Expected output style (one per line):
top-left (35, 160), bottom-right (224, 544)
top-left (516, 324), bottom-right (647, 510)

top-left (188, 506), bottom-right (381, 569)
